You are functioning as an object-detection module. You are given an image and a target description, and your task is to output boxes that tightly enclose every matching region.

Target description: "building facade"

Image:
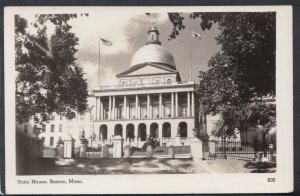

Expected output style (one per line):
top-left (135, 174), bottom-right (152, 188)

top-left (90, 26), bottom-right (200, 147)
top-left (17, 26), bottom-right (275, 149)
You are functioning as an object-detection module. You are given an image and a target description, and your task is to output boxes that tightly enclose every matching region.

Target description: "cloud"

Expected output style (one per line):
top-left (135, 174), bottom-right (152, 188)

top-left (70, 11), bottom-right (169, 89)
top-left (69, 12), bottom-right (168, 56)
top-left (19, 12), bottom-right (171, 89)
top-left (82, 61), bottom-right (118, 90)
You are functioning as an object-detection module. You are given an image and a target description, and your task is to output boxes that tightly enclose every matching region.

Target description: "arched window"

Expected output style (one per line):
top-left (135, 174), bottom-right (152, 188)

top-left (178, 122), bottom-right (188, 138)
top-left (150, 123), bottom-right (159, 138)
top-left (162, 122), bottom-right (171, 138)
top-left (114, 124), bottom-right (123, 137)
top-left (138, 123), bottom-right (147, 141)
top-left (99, 125), bottom-right (108, 140)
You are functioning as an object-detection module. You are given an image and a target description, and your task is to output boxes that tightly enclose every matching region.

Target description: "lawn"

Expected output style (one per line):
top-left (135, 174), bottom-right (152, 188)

top-left (17, 157), bottom-right (276, 175)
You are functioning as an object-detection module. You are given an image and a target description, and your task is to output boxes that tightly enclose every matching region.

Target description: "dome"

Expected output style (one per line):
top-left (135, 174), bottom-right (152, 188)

top-left (130, 44), bottom-right (176, 69)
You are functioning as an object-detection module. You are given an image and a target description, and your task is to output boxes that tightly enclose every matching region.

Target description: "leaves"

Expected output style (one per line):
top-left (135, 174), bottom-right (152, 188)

top-left (168, 12), bottom-right (276, 137)
top-left (15, 14), bottom-right (88, 123)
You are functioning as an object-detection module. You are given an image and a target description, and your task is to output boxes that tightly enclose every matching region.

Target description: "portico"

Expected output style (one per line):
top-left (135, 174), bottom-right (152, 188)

top-left (91, 25), bottom-right (199, 146)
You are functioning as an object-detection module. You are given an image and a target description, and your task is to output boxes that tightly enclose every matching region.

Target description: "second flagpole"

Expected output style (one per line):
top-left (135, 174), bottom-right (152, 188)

top-left (98, 35), bottom-right (101, 86)
top-left (189, 27), bottom-right (192, 81)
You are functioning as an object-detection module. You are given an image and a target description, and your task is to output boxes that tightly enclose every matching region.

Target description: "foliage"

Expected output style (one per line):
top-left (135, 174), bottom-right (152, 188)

top-left (15, 14), bottom-right (89, 123)
top-left (168, 12), bottom-right (275, 97)
top-left (167, 12), bottom-right (276, 137)
top-left (146, 137), bottom-right (159, 149)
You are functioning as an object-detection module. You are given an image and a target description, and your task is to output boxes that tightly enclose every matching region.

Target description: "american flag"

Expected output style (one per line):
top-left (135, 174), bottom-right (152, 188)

top-left (191, 31), bottom-right (202, 40)
top-left (100, 38), bottom-right (113, 46)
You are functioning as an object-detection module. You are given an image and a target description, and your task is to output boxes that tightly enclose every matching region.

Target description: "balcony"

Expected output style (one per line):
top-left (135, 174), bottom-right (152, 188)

top-left (93, 81), bottom-right (195, 91)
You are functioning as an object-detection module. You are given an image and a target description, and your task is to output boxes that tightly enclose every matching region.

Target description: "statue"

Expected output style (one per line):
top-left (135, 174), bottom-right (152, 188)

top-left (80, 130), bottom-right (85, 140)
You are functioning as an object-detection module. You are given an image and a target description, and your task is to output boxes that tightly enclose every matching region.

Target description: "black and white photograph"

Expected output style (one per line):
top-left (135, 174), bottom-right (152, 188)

top-left (4, 6), bottom-right (293, 194)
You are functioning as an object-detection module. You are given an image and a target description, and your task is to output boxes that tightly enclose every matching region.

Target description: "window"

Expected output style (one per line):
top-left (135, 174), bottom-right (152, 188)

top-left (41, 137), bottom-right (45, 143)
top-left (50, 137), bottom-right (54, 146)
top-left (154, 79), bottom-right (160, 84)
top-left (42, 124), bottom-right (46, 132)
top-left (80, 115), bottom-right (85, 120)
top-left (23, 125), bottom-right (28, 134)
top-left (33, 125), bottom-right (38, 134)
top-left (59, 124), bottom-right (62, 132)
top-left (51, 125), bottom-right (55, 132)
top-left (51, 114), bottom-right (55, 121)
top-left (60, 115), bottom-right (63, 121)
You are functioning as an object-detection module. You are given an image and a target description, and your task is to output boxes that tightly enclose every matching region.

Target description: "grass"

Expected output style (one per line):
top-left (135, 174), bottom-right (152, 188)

top-left (17, 156), bottom-right (276, 175)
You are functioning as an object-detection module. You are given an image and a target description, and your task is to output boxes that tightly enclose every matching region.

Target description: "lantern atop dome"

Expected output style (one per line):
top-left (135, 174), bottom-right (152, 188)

top-left (146, 25), bottom-right (161, 45)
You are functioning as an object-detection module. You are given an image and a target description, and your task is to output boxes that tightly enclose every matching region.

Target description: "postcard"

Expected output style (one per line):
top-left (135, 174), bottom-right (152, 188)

top-left (4, 6), bottom-right (293, 194)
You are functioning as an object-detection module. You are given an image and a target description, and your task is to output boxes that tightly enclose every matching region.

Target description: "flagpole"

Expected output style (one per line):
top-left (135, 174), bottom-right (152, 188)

top-left (189, 27), bottom-right (192, 81)
top-left (98, 35), bottom-right (101, 86)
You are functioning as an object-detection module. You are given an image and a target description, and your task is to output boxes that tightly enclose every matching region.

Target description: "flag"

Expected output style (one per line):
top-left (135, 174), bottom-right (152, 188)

top-left (191, 31), bottom-right (202, 40)
top-left (100, 38), bottom-right (113, 46)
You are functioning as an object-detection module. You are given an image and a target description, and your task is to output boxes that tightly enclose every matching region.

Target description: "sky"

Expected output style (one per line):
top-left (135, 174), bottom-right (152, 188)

top-left (24, 12), bottom-right (221, 90)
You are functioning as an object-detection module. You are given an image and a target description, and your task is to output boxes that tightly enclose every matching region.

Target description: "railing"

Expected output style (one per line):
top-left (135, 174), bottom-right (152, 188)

top-left (94, 81), bottom-right (195, 91)
top-left (203, 139), bottom-right (276, 162)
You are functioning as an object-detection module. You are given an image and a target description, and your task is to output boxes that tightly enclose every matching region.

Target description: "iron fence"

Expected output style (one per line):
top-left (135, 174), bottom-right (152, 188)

top-left (203, 139), bottom-right (276, 162)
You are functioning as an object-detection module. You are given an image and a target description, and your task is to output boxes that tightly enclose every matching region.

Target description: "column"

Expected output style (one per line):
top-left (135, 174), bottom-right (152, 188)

top-left (112, 96), bottom-right (115, 119)
top-left (98, 97), bottom-right (101, 120)
top-left (108, 96), bottom-right (112, 120)
top-left (150, 96), bottom-right (153, 118)
top-left (135, 94), bottom-right (138, 118)
top-left (191, 91), bottom-right (195, 117)
top-left (123, 95), bottom-right (127, 119)
top-left (159, 123), bottom-right (163, 139)
top-left (100, 98), bottom-right (103, 120)
top-left (171, 93), bottom-right (174, 118)
top-left (96, 97), bottom-right (99, 120)
top-left (138, 96), bottom-right (141, 118)
top-left (187, 92), bottom-right (191, 117)
top-left (159, 93), bottom-right (162, 118)
top-left (127, 98), bottom-right (130, 119)
top-left (147, 94), bottom-right (150, 118)
top-left (175, 92), bottom-right (178, 117)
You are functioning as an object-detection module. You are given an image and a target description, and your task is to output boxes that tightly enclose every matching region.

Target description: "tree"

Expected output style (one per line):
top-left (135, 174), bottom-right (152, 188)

top-left (15, 14), bottom-right (89, 123)
top-left (168, 12), bottom-right (275, 97)
top-left (168, 12), bottom-right (276, 138)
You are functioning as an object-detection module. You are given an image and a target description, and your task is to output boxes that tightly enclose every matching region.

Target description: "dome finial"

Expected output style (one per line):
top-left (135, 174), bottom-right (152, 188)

top-left (146, 25), bottom-right (161, 45)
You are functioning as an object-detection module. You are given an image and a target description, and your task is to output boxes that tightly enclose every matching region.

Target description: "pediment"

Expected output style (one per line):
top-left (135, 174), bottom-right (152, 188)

top-left (117, 63), bottom-right (177, 77)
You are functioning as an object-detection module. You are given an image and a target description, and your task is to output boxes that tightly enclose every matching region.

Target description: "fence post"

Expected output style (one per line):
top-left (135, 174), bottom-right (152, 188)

top-left (191, 138), bottom-right (203, 160)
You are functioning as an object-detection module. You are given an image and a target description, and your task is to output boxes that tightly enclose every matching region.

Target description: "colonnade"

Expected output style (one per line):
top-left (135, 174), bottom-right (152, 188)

top-left (95, 91), bottom-right (195, 120)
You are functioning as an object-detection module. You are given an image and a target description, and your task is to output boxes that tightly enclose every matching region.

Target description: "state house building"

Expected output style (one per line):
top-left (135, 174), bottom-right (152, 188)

top-left (18, 26), bottom-right (210, 147)
top-left (17, 26), bottom-right (275, 148)
top-left (90, 26), bottom-right (206, 146)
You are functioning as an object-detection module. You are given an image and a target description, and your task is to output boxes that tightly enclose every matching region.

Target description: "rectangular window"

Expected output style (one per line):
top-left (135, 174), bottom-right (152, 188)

top-left (33, 125), bottom-right (38, 134)
top-left (60, 115), bottom-right (63, 121)
top-left (80, 115), bottom-right (85, 120)
top-left (42, 124), bottom-right (46, 132)
top-left (59, 124), bottom-right (62, 132)
top-left (24, 125), bottom-right (28, 134)
top-left (51, 124), bottom-right (55, 132)
top-left (50, 137), bottom-right (54, 146)
top-left (51, 114), bottom-right (55, 121)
